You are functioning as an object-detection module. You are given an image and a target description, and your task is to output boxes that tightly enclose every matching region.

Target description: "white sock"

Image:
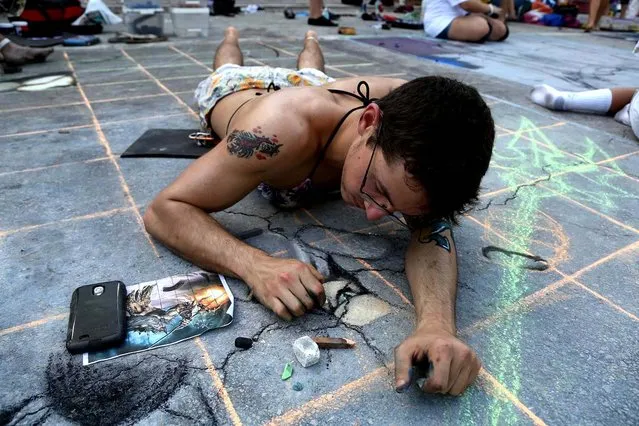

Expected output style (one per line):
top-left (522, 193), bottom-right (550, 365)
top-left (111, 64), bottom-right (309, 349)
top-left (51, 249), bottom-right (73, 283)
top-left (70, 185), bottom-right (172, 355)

top-left (530, 84), bottom-right (612, 114)
top-left (630, 91), bottom-right (639, 140)
top-left (614, 103), bottom-right (631, 126)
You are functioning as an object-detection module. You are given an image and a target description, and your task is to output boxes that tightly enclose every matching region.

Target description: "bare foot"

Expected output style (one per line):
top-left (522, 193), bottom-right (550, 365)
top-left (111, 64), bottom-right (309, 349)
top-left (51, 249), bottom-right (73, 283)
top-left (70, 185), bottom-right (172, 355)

top-left (0, 42), bottom-right (53, 66)
top-left (224, 26), bottom-right (239, 41)
top-left (305, 30), bottom-right (319, 43)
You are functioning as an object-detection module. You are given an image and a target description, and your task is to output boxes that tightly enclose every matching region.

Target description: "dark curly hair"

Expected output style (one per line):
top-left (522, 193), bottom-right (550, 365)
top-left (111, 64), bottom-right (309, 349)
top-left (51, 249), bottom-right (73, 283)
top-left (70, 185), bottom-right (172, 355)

top-left (373, 76), bottom-right (495, 224)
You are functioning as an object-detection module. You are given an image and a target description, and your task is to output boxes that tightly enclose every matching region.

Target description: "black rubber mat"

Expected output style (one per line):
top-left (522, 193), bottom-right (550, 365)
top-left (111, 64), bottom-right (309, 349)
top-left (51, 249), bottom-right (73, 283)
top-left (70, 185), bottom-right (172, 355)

top-left (121, 129), bottom-right (212, 159)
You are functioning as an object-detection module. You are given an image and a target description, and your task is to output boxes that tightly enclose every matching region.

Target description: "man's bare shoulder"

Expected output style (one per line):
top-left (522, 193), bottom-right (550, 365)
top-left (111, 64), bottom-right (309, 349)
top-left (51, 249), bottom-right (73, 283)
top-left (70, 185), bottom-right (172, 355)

top-left (227, 91), bottom-right (327, 167)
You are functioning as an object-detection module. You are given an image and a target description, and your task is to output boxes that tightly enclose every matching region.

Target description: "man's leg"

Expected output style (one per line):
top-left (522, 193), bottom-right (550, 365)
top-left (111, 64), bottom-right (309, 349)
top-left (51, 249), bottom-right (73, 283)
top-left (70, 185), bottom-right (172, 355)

top-left (297, 31), bottom-right (325, 72)
top-left (0, 34), bottom-right (53, 66)
top-left (486, 17), bottom-right (508, 41)
top-left (596, 0), bottom-right (610, 24)
top-left (585, 0), bottom-right (601, 30)
top-left (448, 14), bottom-right (498, 43)
top-left (213, 27), bottom-right (243, 70)
top-left (530, 85), bottom-right (637, 114)
top-left (308, 0), bottom-right (337, 26)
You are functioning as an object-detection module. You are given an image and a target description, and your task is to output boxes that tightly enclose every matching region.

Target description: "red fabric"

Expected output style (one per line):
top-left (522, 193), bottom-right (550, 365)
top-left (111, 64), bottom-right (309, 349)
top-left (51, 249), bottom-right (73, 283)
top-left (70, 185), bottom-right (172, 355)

top-left (20, 5), bottom-right (84, 23)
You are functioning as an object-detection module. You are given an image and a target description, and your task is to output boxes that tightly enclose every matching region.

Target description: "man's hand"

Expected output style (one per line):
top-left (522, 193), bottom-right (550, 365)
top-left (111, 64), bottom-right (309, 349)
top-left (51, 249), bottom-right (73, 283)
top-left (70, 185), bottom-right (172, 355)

top-left (246, 255), bottom-right (325, 321)
top-left (394, 327), bottom-right (481, 396)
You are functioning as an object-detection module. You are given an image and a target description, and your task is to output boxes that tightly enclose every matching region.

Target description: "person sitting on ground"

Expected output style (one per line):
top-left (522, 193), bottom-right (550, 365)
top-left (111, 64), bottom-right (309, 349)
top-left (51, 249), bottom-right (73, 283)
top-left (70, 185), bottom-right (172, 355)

top-left (530, 84), bottom-right (639, 139)
top-left (145, 26), bottom-right (495, 396)
top-left (0, 0), bottom-right (54, 71)
top-left (422, 0), bottom-right (509, 42)
top-left (0, 33), bottom-right (53, 68)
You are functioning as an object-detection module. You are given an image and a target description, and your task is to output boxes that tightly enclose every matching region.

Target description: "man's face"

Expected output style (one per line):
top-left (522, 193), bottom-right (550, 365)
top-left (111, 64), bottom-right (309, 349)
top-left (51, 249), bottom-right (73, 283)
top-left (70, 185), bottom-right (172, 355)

top-left (341, 126), bottom-right (429, 222)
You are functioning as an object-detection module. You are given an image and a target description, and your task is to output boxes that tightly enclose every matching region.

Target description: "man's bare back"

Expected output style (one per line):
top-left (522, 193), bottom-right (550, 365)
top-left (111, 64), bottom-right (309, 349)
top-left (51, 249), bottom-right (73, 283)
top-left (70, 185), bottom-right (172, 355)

top-left (208, 76), bottom-right (405, 191)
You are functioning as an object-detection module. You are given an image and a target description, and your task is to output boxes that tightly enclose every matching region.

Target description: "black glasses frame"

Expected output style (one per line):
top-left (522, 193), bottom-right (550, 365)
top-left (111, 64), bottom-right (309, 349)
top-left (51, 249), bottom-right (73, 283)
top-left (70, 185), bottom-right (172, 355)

top-left (359, 140), bottom-right (410, 230)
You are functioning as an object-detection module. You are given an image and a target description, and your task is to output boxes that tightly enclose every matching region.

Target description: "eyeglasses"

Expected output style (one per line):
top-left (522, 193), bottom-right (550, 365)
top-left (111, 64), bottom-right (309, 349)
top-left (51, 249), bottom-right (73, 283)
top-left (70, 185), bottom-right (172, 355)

top-left (359, 140), bottom-right (410, 230)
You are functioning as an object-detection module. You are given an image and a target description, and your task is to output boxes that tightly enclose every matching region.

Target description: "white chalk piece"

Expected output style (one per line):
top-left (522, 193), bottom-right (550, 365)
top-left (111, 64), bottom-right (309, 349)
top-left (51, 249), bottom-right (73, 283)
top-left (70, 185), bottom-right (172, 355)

top-left (292, 336), bottom-right (320, 367)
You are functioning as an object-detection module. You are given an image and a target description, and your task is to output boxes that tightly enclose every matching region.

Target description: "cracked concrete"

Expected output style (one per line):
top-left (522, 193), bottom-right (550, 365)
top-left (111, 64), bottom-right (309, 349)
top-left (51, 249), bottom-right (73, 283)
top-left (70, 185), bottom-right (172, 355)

top-left (1, 9), bottom-right (638, 426)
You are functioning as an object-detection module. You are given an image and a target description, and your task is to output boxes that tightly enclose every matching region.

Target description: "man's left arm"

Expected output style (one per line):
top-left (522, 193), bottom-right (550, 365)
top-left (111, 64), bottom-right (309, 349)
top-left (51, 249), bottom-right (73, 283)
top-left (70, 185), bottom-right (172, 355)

top-left (394, 218), bottom-right (481, 396)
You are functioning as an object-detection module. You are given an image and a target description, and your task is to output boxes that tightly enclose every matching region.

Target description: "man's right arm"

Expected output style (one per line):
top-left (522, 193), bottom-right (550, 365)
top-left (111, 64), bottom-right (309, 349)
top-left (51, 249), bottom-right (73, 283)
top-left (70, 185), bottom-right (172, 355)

top-left (143, 133), bottom-right (267, 277)
top-left (143, 127), bottom-right (325, 320)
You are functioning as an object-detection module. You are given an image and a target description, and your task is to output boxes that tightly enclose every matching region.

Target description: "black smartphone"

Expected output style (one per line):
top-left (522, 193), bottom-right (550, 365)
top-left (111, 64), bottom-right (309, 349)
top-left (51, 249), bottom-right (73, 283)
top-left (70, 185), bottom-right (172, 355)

top-left (66, 281), bottom-right (127, 354)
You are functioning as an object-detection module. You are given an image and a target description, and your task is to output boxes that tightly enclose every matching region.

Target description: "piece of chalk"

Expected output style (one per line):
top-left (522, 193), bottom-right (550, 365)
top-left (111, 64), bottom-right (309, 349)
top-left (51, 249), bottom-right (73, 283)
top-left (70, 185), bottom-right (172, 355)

top-left (312, 337), bottom-right (356, 349)
top-left (235, 337), bottom-right (253, 349)
top-left (281, 362), bottom-right (294, 381)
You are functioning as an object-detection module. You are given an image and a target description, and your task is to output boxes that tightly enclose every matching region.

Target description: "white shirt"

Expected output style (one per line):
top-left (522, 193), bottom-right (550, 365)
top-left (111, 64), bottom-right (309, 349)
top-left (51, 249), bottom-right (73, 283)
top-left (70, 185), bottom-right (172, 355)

top-left (422, 0), bottom-right (469, 37)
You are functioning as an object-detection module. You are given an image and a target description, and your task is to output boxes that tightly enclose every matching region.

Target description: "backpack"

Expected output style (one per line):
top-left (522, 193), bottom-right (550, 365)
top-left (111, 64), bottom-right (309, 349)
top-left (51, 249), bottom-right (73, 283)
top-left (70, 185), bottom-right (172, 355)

top-left (14, 0), bottom-right (86, 36)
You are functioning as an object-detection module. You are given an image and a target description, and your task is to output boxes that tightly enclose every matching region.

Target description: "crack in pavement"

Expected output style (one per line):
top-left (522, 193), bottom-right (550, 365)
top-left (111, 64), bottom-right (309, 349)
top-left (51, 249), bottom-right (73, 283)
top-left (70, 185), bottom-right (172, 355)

top-left (477, 168), bottom-right (553, 211)
top-left (0, 394), bottom-right (46, 425)
top-left (10, 405), bottom-right (51, 426)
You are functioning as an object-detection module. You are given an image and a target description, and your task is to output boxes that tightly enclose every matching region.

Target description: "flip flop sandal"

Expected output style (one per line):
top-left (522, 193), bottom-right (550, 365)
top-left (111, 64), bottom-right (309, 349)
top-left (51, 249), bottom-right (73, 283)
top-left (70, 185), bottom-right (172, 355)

top-left (108, 32), bottom-right (167, 44)
top-left (17, 74), bottom-right (75, 91)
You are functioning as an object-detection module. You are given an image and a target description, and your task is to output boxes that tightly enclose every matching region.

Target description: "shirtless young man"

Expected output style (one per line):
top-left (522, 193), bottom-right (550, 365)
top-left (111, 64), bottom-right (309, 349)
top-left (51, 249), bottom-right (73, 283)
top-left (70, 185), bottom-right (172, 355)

top-left (144, 27), bottom-right (495, 396)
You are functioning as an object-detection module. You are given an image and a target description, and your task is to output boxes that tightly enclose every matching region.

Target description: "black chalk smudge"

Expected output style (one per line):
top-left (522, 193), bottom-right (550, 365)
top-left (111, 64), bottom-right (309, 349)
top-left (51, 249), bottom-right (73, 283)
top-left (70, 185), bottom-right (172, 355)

top-left (482, 246), bottom-right (549, 271)
top-left (46, 352), bottom-right (188, 425)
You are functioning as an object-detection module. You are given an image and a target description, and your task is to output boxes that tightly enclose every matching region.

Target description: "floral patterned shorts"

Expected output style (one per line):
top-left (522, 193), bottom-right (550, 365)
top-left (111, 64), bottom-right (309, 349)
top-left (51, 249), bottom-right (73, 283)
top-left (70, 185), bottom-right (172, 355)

top-left (193, 64), bottom-right (335, 131)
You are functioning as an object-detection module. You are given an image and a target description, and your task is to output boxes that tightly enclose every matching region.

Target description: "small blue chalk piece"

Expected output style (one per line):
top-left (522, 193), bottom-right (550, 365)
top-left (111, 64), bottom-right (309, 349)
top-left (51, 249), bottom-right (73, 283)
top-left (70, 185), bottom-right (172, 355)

top-left (63, 35), bottom-right (101, 47)
top-left (292, 382), bottom-right (304, 391)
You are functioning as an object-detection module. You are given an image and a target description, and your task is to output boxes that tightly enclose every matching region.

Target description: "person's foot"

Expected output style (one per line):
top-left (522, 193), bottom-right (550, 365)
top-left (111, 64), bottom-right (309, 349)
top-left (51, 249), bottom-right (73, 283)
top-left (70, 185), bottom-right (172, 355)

top-left (583, 22), bottom-right (598, 32)
top-left (0, 41), bottom-right (53, 66)
top-left (629, 91), bottom-right (639, 140)
top-left (614, 103), bottom-right (631, 126)
top-left (530, 84), bottom-right (567, 111)
top-left (305, 30), bottom-right (319, 41)
top-left (224, 26), bottom-right (240, 42)
top-left (323, 7), bottom-right (340, 20)
top-left (308, 16), bottom-right (338, 26)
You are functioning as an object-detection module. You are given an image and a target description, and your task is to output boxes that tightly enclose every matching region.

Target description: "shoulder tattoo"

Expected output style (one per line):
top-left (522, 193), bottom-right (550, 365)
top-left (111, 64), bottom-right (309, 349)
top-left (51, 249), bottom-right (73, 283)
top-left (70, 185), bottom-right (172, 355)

top-left (226, 128), bottom-right (283, 160)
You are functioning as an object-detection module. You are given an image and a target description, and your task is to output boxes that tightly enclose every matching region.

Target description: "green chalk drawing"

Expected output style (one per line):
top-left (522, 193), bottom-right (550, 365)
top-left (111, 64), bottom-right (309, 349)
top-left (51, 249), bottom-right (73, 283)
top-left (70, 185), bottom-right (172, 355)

top-left (481, 116), bottom-right (637, 425)
top-left (493, 117), bottom-right (639, 216)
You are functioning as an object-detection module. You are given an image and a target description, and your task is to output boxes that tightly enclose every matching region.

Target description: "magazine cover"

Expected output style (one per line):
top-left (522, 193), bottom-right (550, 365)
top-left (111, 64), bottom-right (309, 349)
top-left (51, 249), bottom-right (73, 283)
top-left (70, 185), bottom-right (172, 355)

top-left (83, 271), bottom-right (234, 365)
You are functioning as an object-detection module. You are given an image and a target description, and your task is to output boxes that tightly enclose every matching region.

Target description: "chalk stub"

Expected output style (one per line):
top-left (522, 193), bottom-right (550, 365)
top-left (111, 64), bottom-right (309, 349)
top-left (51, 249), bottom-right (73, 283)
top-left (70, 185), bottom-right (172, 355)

top-left (292, 336), bottom-right (320, 367)
top-left (312, 336), bottom-right (356, 349)
top-left (281, 362), bottom-right (294, 381)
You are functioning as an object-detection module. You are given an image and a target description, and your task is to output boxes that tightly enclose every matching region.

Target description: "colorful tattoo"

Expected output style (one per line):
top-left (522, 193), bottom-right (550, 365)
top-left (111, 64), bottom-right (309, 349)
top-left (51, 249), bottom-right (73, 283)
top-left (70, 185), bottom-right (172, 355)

top-left (226, 128), bottom-right (282, 160)
top-left (418, 219), bottom-right (452, 252)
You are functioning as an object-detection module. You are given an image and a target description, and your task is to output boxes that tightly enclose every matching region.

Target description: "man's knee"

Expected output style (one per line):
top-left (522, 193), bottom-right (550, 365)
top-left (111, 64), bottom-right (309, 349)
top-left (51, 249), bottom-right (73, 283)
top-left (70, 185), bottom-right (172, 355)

top-left (489, 20), bottom-right (509, 41)
top-left (470, 19), bottom-right (491, 42)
